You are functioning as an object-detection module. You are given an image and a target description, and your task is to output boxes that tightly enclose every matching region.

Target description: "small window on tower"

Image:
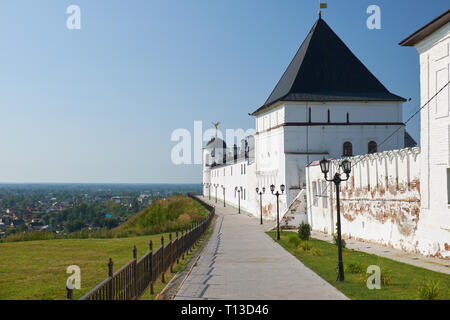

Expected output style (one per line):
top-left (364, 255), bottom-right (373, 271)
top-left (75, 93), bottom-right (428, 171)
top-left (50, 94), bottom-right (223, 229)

top-left (368, 141), bottom-right (377, 154)
top-left (343, 142), bottom-right (353, 157)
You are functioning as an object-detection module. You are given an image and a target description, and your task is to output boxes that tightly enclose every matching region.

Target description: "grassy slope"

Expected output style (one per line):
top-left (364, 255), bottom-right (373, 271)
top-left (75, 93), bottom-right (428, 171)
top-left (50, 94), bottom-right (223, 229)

top-left (0, 234), bottom-right (169, 300)
top-left (0, 195), bottom-right (211, 300)
top-left (268, 231), bottom-right (450, 300)
top-left (112, 194), bottom-right (208, 237)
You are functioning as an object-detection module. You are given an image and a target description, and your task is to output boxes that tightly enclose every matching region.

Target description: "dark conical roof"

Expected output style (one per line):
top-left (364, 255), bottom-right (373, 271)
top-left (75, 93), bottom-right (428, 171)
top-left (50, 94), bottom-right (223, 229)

top-left (252, 17), bottom-right (405, 115)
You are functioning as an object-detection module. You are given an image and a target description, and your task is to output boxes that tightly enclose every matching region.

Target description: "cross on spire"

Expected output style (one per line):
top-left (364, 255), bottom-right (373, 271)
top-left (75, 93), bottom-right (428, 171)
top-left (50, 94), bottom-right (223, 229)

top-left (212, 122), bottom-right (220, 137)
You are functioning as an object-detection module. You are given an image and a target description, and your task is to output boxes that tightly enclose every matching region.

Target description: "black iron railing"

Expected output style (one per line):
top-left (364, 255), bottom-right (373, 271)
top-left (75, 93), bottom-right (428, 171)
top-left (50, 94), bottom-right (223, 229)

top-left (68, 196), bottom-right (215, 300)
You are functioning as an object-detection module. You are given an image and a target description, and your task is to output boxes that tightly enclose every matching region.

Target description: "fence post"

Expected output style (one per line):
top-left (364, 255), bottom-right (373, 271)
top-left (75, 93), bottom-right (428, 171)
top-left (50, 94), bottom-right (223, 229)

top-left (149, 240), bottom-right (154, 295)
top-left (169, 233), bottom-right (174, 273)
top-left (187, 226), bottom-right (191, 254)
top-left (192, 224), bottom-right (195, 248)
top-left (161, 236), bottom-right (165, 283)
top-left (66, 286), bottom-right (73, 300)
top-left (108, 258), bottom-right (114, 300)
top-left (133, 245), bottom-right (137, 299)
top-left (196, 221), bottom-right (199, 245)
top-left (181, 230), bottom-right (185, 260)
top-left (176, 231), bottom-right (179, 264)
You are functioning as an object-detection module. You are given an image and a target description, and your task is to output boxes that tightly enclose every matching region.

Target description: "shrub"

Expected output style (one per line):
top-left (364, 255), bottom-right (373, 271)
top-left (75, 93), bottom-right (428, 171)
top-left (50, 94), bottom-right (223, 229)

top-left (298, 222), bottom-right (311, 241)
top-left (381, 269), bottom-right (393, 286)
top-left (356, 266), bottom-right (393, 287)
top-left (333, 234), bottom-right (346, 248)
top-left (177, 213), bottom-right (192, 225)
top-left (287, 234), bottom-right (301, 248)
top-left (311, 248), bottom-right (322, 256)
top-left (345, 262), bottom-right (364, 274)
top-left (416, 280), bottom-right (441, 300)
top-left (355, 272), bottom-right (367, 284)
top-left (299, 241), bottom-right (312, 251)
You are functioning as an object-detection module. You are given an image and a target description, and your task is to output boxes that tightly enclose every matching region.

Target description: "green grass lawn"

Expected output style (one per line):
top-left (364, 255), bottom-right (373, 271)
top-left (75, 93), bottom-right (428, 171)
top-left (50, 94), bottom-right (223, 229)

top-left (267, 231), bottom-right (450, 300)
top-left (0, 233), bottom-right (172, 300)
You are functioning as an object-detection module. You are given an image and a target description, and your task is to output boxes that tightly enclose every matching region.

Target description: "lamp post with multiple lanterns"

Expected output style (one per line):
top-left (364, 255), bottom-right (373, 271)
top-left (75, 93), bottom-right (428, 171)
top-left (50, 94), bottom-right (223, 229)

top-left (206, 183), bottom-right (211, 200)
top-left (256, 187), bottom-right (265, 225)
top-left (235, 186), bottom-right (242, 214)
top-left (270, 184), bottom-right (285, 240)
top-left (221, 185), bottom-right (226, 207)
top-left (319, 158), bottom-right (352, 282)
top-left (214, 184), bottom-right (219, 203)
top-left (203, 183), bottom-right (211, 200)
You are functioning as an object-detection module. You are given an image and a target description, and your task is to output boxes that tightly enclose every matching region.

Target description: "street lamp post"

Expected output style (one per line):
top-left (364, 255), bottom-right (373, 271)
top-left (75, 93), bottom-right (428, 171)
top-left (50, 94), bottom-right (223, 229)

top-left (221, 185), bottom-right (226, 207)
top-left (235, 186), bottom-right (241, 214)
top-left (319, 158), bottom-right (352, 282)
top-left (214, 184), bottom-right (219, 203)
top-left (256, 187), bottom-right (265, 225)
top-left (207, 183), bottom-right (211, 200)
top-left (270, 184), bottom-right (285, 240)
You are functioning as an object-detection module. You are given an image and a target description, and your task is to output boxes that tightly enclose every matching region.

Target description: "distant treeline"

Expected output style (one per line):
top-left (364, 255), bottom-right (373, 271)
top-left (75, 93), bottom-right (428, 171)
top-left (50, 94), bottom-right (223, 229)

top-left (0, 195), bottom-right (208, 243)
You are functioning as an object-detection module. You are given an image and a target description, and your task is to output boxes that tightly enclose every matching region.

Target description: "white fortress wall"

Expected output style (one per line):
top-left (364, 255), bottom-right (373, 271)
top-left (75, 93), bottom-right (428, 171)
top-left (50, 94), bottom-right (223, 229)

top-left (253, 105), bottom-right (288, 221)
top-left (415, 21), bottom-right (450, 259)
top-left (305, 147), bottom-right (449, 259)
top-left (207, 159), bottom-right (257, 216)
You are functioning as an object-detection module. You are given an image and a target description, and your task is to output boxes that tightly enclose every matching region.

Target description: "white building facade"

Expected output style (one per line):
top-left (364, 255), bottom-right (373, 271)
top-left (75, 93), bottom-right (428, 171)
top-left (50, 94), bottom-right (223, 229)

top-left (306, 10), bottom-right (450, 259)
top-left (203, 15), bottom-right (411, 226)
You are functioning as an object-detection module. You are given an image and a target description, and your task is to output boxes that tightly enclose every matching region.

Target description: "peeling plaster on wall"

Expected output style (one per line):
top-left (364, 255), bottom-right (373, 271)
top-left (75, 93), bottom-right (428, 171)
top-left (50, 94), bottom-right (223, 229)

top-left (307, 147), bottom-right (450, 260)
top-left (262, 203), bottom-right (273, 217)
top-left (281, 189), bottom-right (308, 229)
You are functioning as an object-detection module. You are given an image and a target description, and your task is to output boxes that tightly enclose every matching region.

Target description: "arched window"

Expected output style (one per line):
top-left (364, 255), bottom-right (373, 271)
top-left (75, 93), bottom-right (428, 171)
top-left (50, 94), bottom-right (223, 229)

top-left (343, 141), bottom-right (353, 156)
top-left (368, 141), bottom-right (377, 154)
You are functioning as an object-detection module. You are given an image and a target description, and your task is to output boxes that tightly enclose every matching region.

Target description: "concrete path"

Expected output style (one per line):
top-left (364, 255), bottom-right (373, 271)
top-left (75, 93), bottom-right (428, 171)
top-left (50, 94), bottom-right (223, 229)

top-left (312, 231), bottom-right (450, 275)
top-left (174, 196), bottom-right (348, 300)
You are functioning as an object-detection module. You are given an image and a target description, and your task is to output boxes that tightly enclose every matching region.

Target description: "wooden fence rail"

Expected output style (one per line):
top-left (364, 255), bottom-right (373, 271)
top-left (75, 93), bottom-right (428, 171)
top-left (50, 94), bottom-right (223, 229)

top-left (68, 195), bottom-right (215, 300)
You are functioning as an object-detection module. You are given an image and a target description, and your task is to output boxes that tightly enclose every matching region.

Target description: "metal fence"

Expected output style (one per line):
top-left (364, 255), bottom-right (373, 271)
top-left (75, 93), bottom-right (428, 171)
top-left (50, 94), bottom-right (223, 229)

top-left (67, 196), bottom-right (215, 300)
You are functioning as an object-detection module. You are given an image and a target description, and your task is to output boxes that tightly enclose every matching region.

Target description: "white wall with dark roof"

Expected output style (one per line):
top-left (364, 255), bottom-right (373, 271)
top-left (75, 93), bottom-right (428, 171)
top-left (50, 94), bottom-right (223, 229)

top-left (415, 21), bottom-right (450, 258)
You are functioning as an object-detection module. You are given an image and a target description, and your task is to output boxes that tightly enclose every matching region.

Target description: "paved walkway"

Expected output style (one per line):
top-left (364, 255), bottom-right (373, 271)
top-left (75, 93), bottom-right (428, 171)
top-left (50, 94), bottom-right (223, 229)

top-left (312, 231), bottom-right (450, 275)
top-left (174, 196), bottom-right (348, 300)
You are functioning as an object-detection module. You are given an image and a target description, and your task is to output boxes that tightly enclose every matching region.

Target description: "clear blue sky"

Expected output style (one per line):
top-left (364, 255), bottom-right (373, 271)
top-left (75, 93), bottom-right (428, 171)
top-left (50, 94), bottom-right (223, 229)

top-left (0, 0), bottom-right (447, 183)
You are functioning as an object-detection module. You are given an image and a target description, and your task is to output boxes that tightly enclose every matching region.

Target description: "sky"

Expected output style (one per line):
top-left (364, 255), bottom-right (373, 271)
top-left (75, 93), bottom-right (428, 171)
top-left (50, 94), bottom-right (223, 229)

top-left (0, 0), bottom-right (447, 184)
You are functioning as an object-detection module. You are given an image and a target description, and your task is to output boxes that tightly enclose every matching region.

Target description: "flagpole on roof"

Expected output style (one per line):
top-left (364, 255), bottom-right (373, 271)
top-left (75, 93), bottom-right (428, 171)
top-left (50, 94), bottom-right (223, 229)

top-left (319, 2), bottom-right (327, 17)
